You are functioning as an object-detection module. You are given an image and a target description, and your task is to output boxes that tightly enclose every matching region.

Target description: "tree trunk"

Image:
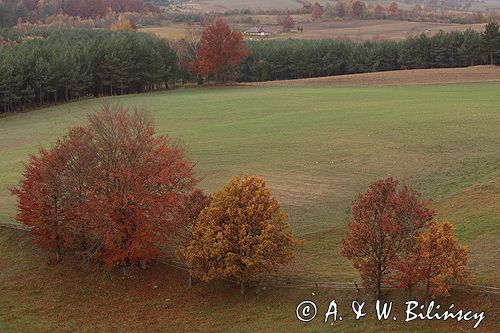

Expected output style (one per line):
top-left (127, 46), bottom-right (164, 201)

top-left (376, 272), bottom-right (381, 300)
top-left (375, 259), bottom-right (382, 299)
top-left (240, 280), bottom-right (245, 296)
top-left (426, 278), bottom-right (430, 303)
top-left (56, 243), bottom-right (61, 264)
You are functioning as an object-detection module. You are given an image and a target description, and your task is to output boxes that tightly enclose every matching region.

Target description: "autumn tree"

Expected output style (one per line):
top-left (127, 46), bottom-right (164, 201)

top-left (341, 178), bottom-right (433, 299)
top-left (175, 189), bottom-right (211, 242)
top-left (341, 178), bottom-right (403, 299)
top-left (110, 14), bottom-right (136, 32)
top-left (192, 19), bottom-right (249, 83)
top-left (311, 3), bottom-right (324, 20)
top-left (12, 103), bottom-right (197, 268)
top-left (386, 185), bottom-right (434, 297)
top-left (83, 104), bottom-right (196, 267)
top-left (281, 14), bottom-right (295, 32)
top-left (55, 126), bottom-right (97, 258)
top-left (349, 0), bottom-right (366, 18)
top-left (181, 175), bottom-right (300, 295)
top-left (374, 5), bottom-right (386, 19)
top-left (11, 139), bottom-right (72, 263)
top-left (388, 1), bottom-right (399, 16)
top-left (414, 221), bottom-right (468, 299)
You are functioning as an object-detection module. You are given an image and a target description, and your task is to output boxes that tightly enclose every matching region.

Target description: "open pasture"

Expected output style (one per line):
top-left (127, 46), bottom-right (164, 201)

top-left (1, 78), bottom-right (500, 332)
top-left (1, 81), bottom-right (499, 285)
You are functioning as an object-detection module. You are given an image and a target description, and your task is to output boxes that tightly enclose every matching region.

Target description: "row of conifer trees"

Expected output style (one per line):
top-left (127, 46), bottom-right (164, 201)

top-left (0, 29), bottom-right (176, 113)
top-left (238, 23), bottom-right (500, 82)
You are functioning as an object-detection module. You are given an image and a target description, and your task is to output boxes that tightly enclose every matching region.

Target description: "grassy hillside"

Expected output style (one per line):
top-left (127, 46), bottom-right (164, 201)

top-left (1, 82), bottom-right (499, 332)
top-left (1, 83), bottom-right (499, 286)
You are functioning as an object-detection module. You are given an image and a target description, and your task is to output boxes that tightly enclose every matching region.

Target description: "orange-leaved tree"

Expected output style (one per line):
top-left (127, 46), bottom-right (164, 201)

top-left (180, 175), bottom-right (301, 295)
top-left (110, 14), bottom-right (136, 32)
top-left (192, 18), bottom-right (249, 83)
top-left (415, 220), bottom-right (468, 299)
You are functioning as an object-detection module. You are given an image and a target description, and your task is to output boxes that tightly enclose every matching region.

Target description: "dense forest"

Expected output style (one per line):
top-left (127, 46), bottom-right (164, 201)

top-left (1, 23), bottom-right (499, 112)
top-left (238, 26), bottom-right (499, 82)
top-left (0, 29), bottom-right (176, 112)
top-left (0, 0), bottom-right (159, 28)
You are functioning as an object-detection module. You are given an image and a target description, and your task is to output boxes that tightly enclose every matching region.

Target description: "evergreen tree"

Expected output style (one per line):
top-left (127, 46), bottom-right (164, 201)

top-left (482, 22), bottom-right (500, 65)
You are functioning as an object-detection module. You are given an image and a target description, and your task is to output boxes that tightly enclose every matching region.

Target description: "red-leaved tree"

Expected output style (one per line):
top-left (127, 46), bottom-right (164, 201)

top-left (12, 104), bottom-right (197, 268)
top-left (83, 104), bottom-right (196, 267)
top-left (311, 3), bottom-right (324, 20)
top-left (340, 178), bottom-right (401, 299)
top-left (340, 178), bottom-right (434, 299)
top-left (11, 139), bottom-right (72, 263)
top-left (192, 19), bottom-right (249, 83)
top-left (386, 185), bottom-right (434, 297)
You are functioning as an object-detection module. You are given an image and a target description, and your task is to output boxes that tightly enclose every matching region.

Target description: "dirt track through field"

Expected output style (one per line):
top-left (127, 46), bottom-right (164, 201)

top-left (245, 66), bottom-right (500, 87)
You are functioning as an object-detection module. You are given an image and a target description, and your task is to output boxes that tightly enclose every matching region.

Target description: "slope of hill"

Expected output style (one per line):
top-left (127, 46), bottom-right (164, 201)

top-left (1, 80), bottom-right (499, 331)
top-left (247, 65), bottom-right (500, 86)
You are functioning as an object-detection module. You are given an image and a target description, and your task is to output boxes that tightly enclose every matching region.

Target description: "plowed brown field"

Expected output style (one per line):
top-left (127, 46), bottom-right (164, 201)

top-left (246, 65), bottom-right (500, 87)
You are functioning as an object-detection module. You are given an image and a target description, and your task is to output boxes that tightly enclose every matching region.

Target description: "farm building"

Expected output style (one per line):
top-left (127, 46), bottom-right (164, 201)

top-left (244, 26), bottom-right (273, 36)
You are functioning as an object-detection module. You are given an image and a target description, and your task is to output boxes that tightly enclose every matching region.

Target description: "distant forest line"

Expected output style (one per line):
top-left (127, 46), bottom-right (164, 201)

top-left (239, 27), bottom-right (498, 82)
top-left (0, 25), bottom-right (499, 113)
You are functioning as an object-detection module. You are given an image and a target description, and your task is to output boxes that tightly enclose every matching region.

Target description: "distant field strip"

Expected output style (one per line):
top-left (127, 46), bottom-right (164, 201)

top-left (247, 65), bottom-right (500, 87)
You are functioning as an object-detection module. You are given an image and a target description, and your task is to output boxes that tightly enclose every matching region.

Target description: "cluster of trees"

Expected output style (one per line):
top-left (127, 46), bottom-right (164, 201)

top-left (14, 110), bottom-right (468, 299)
top-left (341, 178), bottom-right (468, 299)
top-left (0, 0), bottom-right (159, 28)
top-left (238, 23), bottom-right (500, 82)
top-left (0, 29), bottom-right (176, 112)
top-left (64, 0), bottom-right (148, 18)
top-left (13, 105), bottom-right (470, 298)
top-left (10, 10), bottom-right (164, 31)
top-left (216, 0), bottom-right (497, 24)
top-left (13, 104), bottom-right (300, 291)
top-left (12, 104), bottom-right (197, 267)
